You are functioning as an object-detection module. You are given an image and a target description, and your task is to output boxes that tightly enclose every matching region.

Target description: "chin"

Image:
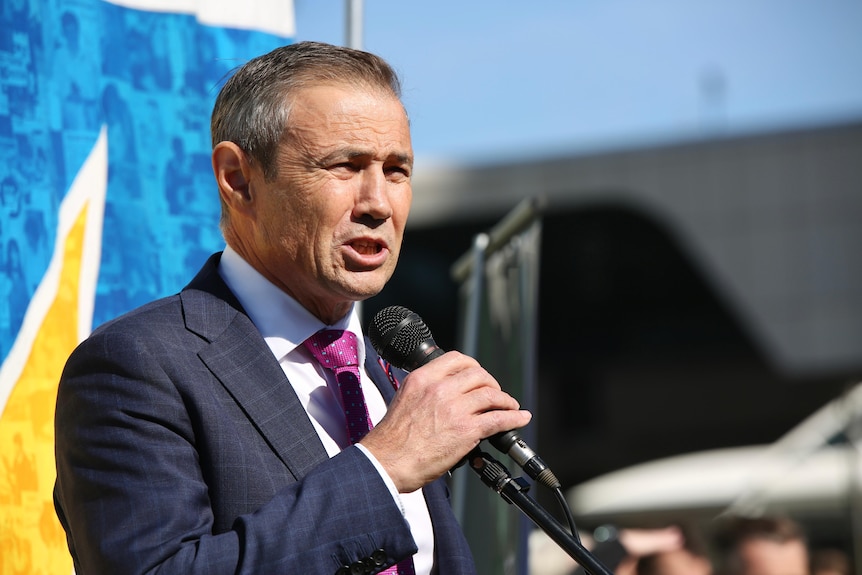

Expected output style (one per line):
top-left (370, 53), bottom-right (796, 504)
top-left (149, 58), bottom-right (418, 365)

top-left (357, 287), bottom-right (390, 305)
top-left (349, 285), bottom-right (385, 301)
top-left (344, 268), bottom-right (391, 295)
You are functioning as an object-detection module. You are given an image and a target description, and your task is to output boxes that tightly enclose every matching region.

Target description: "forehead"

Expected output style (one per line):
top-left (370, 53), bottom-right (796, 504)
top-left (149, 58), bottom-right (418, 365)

top-left (740, 539), bottom-right (808, 574)
top-left (286, 84), bottom-right (409, 137)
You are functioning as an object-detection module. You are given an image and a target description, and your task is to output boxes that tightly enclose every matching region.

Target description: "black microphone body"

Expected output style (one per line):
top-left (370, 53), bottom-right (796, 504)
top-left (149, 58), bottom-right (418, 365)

top-left (369, 305), bottom-right (560, 489)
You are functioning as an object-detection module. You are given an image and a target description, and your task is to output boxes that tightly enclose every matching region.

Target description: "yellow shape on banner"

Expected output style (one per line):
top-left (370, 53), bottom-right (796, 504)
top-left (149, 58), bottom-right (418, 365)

top-left (0, 204), bottom-right (88, 574)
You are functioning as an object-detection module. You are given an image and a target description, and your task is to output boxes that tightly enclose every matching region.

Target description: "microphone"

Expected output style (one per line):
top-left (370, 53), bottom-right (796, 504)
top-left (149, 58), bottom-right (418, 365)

top-left (368, 305), bottom-right (560, 490)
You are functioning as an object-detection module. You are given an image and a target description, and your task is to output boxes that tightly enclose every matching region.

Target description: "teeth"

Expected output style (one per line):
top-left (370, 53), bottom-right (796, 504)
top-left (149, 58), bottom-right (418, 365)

top-left (353, 241), bottom-right (379, 255)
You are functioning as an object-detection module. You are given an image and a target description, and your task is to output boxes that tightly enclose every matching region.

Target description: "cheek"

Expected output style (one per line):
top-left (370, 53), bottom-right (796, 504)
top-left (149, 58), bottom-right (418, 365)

top-left (391, 188), bottom-right (412, 228)
top-left (256, 199), bottom-right (316, 260)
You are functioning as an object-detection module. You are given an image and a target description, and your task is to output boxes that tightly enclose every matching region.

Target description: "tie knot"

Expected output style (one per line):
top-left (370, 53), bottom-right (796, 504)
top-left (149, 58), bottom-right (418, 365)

top-left (303, 329), bottom-right (360, 371)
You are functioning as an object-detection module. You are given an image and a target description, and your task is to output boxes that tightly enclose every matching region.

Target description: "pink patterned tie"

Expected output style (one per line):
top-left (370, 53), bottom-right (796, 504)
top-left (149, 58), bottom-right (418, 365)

top-left (304, 329), bottom-right (372, 443)
top-left (303, 330), bottom-right (416, 575)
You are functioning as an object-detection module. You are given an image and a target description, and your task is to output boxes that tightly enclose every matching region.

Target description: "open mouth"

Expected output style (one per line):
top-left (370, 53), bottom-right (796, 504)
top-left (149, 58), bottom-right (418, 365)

top-left (351, 240), bottom-right (383, 255)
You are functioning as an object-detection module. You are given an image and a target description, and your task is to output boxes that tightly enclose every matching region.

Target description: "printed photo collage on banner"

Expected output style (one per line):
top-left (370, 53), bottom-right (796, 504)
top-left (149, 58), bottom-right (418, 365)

top-left (0, 0), bottom-right (292, 571)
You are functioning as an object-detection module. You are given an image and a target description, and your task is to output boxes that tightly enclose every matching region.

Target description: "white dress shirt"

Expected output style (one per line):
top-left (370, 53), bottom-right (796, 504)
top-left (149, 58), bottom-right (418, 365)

top-left (218, 246), bottom-right (434, 574)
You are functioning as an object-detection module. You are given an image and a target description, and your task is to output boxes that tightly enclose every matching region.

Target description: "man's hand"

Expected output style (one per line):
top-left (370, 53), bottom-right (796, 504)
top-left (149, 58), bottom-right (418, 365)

top-left (360, 351), bottom-right (532, 493)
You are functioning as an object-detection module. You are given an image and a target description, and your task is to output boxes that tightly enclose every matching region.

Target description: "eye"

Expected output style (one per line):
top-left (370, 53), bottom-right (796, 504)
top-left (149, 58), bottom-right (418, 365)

top-left (384, 165), bottom-right (411, 182)
top-left (329, 161), bottom-right (360, 176)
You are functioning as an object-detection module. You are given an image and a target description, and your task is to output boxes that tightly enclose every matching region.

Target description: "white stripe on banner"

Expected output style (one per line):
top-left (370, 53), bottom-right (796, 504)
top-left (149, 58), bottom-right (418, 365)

top-left (0, 127), bottom-right (108, 416)
top-left (102, 0), bottom-right (296, 37)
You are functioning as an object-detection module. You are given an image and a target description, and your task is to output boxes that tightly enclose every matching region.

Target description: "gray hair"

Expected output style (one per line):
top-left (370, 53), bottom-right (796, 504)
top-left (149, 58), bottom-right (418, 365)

top-left (211, 41), bottom-right (403, 181)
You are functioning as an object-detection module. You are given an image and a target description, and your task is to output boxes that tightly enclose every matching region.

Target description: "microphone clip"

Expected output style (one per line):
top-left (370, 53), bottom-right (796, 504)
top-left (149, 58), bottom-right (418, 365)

top-left (488, 430), bottom-right (561, 489)
top-left (468, 449), bottom-right (531, 504)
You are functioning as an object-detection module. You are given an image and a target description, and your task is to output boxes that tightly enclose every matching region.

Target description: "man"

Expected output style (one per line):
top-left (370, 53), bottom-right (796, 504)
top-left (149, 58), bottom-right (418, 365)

top-left (563, 524), bottom-right (707, 575)
top-left (635, 546), bottom-right (713, 575)
top-left (634, 525), bottom-right (712, 575)
top-left (53, 41), bottom-right (531, 575)
top-left (712, 515), bottom-right (809, 575)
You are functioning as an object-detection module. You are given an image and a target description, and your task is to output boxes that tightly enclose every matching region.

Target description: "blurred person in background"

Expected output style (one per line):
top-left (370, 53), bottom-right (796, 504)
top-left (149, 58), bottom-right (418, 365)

top-left (563, 525), bottom-right (693, 575)
top-left (811, 547), bottom-right (854, 575)
top-left (634, 523), bottom-right (712, 575)
top-left (529, 524), bottom-right (687, 575)
top-left (712, 515), bottom-right (808, 575)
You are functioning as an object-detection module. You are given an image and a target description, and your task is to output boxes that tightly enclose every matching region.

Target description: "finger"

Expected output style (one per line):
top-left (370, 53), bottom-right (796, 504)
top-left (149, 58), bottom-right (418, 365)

top-left (406, 351), bottom-right (501, 389)
top-left (473, 406), bottom-right (533, 439)
top-left (459, 386), bottom-right (523, 416)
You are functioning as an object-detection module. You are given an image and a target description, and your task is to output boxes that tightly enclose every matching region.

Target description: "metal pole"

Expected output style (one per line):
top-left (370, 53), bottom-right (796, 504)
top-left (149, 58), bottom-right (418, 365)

top-left (451, 195), bottom-right (546, 283)
top-left (344, 0), bottom-right (363, 319)
top-left (451, 232), bottom-right (489, 522)
top-left (847, 398), bottom-right (862, 575)
top-left (345, 0), bottom-right (364, 49)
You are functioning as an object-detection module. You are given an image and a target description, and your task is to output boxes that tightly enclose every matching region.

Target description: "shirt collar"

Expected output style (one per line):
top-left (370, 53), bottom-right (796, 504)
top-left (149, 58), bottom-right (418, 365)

top-left (218, 246), bottom-right (365, 363)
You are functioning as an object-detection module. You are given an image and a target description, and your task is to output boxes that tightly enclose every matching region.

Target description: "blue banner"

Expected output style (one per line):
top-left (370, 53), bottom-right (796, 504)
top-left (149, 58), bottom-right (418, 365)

top-left (0, 1), bottom-right (292, 571)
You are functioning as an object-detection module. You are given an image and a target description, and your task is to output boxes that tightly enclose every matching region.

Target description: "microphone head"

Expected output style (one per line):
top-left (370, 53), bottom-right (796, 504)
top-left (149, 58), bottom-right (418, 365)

top-left (368, 305), bottom-right (438, 371)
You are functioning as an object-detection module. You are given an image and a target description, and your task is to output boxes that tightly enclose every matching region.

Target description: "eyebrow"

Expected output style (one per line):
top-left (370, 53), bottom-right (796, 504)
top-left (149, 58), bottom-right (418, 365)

top-left (389, 152), bottom-right (414, 168)
top-left (321, 148), bottom-right (413, 168)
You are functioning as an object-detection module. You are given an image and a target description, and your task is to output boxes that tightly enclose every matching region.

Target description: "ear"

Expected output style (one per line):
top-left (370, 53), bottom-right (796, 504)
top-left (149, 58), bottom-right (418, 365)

top-left (212, 141), bottom-right (255, 214)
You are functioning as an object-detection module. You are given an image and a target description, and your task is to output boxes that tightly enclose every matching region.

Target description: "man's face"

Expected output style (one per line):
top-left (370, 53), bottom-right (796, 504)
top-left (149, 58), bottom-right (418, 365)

top-left (242, 83), bottom-right (413, 323)
top-left (736, 539), bottom-right (808, 575)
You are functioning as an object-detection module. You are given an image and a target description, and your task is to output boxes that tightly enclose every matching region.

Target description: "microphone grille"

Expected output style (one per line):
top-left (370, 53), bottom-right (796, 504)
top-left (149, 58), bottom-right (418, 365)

top-left (369, 305), bottom-right (434, 369)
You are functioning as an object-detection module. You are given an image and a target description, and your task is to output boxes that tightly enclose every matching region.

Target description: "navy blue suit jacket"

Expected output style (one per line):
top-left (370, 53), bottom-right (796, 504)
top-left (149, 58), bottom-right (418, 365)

top-left (54, 253), bottom-right (476, 575)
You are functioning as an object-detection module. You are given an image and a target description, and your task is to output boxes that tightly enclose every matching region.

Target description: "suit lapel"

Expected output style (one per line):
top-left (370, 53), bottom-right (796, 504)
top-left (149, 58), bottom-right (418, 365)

top-left (179, 255), bottom-right (413, 483)
top-left (181, 254), bottom-right (328, 481)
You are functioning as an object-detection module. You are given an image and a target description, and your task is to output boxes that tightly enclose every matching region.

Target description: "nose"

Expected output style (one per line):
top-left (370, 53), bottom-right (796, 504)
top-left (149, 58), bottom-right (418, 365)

top-left (353, 167), bottom-right (393, 222)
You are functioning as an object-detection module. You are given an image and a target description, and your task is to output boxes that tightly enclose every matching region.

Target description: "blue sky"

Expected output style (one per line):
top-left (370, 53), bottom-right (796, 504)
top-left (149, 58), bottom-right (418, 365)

top-left (293, 1), bottom-right (862, 166)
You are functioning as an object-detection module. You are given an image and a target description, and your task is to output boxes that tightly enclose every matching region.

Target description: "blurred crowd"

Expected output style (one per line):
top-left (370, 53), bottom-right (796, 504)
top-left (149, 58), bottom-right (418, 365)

top-left (530, 514), bottom-right (854, 575)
